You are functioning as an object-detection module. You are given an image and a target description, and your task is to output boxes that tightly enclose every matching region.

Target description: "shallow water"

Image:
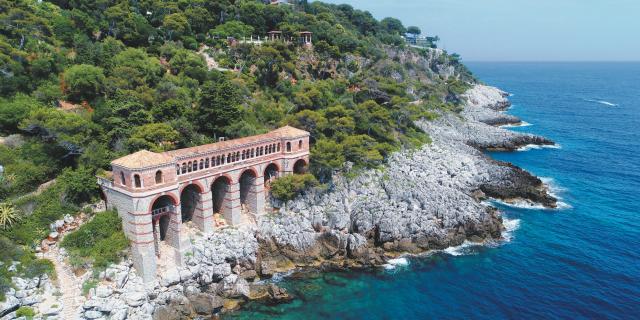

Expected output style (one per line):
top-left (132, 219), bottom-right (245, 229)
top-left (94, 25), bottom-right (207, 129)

top-left (226, 62), bottom-right (640, 319)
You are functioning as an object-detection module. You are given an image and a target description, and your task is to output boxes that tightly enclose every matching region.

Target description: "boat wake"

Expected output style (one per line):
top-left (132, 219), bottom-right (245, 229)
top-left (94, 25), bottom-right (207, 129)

top-left (584, 98), bottom-right (618, 107)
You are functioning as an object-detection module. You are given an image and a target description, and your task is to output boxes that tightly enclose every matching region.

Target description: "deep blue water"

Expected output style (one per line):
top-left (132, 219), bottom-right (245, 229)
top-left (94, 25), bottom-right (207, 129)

top-left (229, 63), bottom-right (640, 319)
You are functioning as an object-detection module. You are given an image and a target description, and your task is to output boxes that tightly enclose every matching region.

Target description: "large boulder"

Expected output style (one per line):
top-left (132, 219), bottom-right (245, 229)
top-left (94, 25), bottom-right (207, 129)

top-left (215, 274), bottom-right (250, 299)
top-left (187, 293), bottom-right (223, 315)
top-left (160, 268), bottom-right (181, 287)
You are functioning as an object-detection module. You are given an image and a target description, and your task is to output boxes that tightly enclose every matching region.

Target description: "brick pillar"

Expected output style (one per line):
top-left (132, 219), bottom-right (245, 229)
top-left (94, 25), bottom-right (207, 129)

top-left (193, 191), bottom-right (213, 233)
top-left (128, 212), bottom-right (157, 283)
top-left (166, 205), bottom-right (191, 266)
top-left (253, 176), bottom-right (266, 216)
top-left (224, 182), bottom-right (242, 226)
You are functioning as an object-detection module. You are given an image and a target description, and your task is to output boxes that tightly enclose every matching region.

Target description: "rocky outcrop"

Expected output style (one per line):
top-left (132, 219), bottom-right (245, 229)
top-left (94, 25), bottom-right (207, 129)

top-left (255, 84), bottom-right (556, 274)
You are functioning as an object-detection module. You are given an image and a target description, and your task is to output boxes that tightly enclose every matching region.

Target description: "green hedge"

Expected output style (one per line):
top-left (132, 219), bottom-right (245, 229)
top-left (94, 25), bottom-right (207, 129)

top-left (61, 210), bottom-right (128, 268)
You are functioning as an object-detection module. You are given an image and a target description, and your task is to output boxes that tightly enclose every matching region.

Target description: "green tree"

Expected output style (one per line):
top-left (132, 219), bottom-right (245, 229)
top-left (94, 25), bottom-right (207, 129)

top-left (196, 79), bottom-right (243, 136)
top-left (58, 167), bottom-right (98, 204)
top-left (311, 139), bottom-right (345, 182)
top-left (169, 49), bottom-right (207, 82)
top-left (63, 64), bottom-right (105, 101)
top-left (209, 21), bottom-right (254, 39)
top-left (342, 135), bottom-right (384, 167)
top-left (163, 13), bottom-right (190, 40)
top-left (127, 123), bottom-right (179, 152)
top-left (0, 94), bottom-right (44, 134)
top-left (380, 17), bottom-right (406, 35)
top-left (407, 26), bottom-right (421, 36)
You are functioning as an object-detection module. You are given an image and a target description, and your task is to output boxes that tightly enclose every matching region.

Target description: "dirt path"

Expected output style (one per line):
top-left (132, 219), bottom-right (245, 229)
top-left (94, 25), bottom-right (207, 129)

top-left (45, 246), bottom-right (84, 319)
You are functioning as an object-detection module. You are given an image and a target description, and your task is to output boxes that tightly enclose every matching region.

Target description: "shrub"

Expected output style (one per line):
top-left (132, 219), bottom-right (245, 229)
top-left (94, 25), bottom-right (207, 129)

top-left (57, 167), bottom-right (99, 205)
top-left (82, 279), bottom-right (98, 296)
top-left (270, 174), bottom-right (319, 202)
top-left (16, 306), bottom-right (35, 318)
top-left (62, 210), bottom-right (128, 268)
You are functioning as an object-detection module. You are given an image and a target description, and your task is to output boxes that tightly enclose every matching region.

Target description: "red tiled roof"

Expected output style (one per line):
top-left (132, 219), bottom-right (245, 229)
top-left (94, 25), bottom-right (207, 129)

top-left (111, 126), bottom-right (309, 169)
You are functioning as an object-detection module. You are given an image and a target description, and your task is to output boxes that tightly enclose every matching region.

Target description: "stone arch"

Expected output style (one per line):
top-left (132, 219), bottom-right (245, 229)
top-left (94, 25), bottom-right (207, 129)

top-left (264, 163), bottom-right (280, 186)
top-left (211, 176), bottom-right (232, 214)
top-left (293, 159), bottom-right (307, 174)
top-left (151, 195), bottom-right (177, 242)
top-left (239, 169), bottom-right (258, 214)
top-left (180, 184), bottom-right (202, 223)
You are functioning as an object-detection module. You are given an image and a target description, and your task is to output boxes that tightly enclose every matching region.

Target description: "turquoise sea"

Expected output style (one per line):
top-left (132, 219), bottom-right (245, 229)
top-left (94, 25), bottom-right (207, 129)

top-left (228, 63), bottom-right (640, 319)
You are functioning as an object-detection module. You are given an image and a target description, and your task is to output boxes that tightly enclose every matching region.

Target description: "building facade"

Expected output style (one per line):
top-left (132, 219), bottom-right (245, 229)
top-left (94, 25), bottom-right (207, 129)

top-left (98, 126), bottom-right (310, 282)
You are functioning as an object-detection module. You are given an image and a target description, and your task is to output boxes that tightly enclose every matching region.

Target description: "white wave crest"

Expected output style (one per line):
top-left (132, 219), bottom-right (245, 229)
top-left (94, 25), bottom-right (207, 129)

top-left (267, 269), bottom-right (296, 283)
top-left (443, 241), bottom-right (478, 256)
top-left (500, 218), bottom-right (521, 243)
top-left (383, 257), bottom-right (409, 270)
top-left (500, 121), bottom-right (532, 128)
top-left (517, 144), bottom-right (561, 152)
top-left (540, 177), bottom-right (573, 210)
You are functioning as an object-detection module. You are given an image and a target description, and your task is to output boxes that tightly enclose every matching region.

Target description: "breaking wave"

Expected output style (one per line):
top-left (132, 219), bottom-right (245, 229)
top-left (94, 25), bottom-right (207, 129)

top-left (500, 121), bottom-right (532, 128)
top-left (383, 257), bottom-right (410, 270)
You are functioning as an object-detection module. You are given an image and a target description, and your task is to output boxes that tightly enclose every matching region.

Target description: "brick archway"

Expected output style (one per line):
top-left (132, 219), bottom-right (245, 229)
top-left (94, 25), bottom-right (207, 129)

top-left (293, 159), bottom-right (308, 174)
top-left (180, 184), bottom-right (203, 223)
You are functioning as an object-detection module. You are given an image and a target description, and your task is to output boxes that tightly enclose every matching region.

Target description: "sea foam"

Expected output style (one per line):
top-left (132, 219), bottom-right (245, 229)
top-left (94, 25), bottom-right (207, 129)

top-left (383, 257), bottom-right (410, 270)
top-left (517, 144), bottom-right (561, 152)
top-left (500, 121), bottom-right (532, 128)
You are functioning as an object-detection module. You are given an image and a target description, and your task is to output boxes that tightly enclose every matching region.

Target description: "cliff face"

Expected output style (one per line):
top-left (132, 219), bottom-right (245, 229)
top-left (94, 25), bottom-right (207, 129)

top-left (256, 84), bottom-right (556, 272)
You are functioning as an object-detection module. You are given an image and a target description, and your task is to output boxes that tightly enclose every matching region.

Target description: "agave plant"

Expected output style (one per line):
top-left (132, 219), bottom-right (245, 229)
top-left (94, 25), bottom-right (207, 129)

top-left (0, 202), bottom-right (20, 229)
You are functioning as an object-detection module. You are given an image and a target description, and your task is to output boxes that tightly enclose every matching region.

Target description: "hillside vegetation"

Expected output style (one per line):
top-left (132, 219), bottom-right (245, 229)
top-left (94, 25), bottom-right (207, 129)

top-left (0, 0), bottom-right (475, 297)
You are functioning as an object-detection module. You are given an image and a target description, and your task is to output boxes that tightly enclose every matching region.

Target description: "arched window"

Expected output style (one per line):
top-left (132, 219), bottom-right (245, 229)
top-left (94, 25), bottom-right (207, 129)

top-left (216, 156), bottom-right (220, 166)
top-left (199, 160), bottom-right (204, 170)
top-left (277, 143), bottom-right (281, 152)
top-left (299, 140), bottom-right (303, 149)
top-left (182, 163), bottom-right (187, 174)
top-left (188, 161), bottom-right (192, 172)
top-left (242, 150), bottom-right (246, 160)
top-left (267, 145), bottom-right (271, 154)
top-left (205, 158), bottom-right (209, 168)
top-left (193, 161), bottom-right (198, 171)
top-left (134, 174), bottom-right (142, 188)
top-left (227, 153), bottom-right (231, 163)
top-left (236, 151), bottom-right (240, 161)
top-left (120, 172), bottom-right (126, 185)
top-left (260, 146), bottom-right (264, 155)
top-left (155, 170), bottom-right (163, 184)
top-left (286, 142), bottom-right (292, 152)
top-left (176, 165), bottom-right (180, 175)
top-left (250, 148), bottom-right (254, 158)
top-left (272, 143), bottom-right (276, 153)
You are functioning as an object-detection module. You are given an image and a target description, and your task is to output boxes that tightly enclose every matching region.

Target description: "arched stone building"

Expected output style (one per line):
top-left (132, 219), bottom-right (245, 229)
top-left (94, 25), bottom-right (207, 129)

top-left (97, 126), bottom-right (310, 282)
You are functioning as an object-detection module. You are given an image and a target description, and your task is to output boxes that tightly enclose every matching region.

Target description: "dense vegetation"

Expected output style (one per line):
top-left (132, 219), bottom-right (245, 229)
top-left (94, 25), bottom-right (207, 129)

top-left (0, 0), bottom-right (474, 299)
top-left (61, 210), bottom-right (128, 269)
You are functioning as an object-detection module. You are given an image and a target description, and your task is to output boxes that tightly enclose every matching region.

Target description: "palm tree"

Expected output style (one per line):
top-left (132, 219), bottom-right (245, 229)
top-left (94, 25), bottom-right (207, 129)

top-left (0, 202), bottom-right (20, 229)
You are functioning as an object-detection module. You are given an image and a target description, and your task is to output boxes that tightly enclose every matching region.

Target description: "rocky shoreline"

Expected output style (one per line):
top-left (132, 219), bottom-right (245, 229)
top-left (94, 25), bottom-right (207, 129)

top-left (1, 84), bottom-right (557, 320)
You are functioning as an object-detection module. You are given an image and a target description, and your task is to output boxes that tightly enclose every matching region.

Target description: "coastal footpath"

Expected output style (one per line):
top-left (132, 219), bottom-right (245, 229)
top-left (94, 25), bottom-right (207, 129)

top-left (1, 85), bottom-right (556, 320)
